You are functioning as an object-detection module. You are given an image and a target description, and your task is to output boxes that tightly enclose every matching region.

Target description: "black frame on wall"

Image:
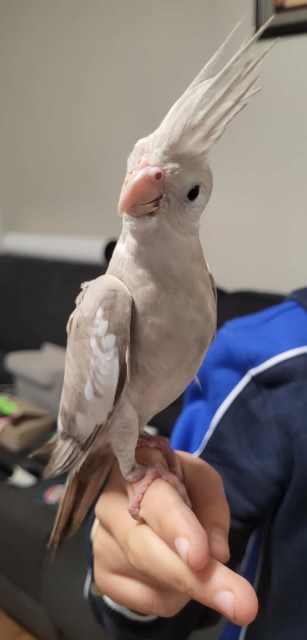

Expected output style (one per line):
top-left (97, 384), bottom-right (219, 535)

top-left (256, 0), bottom-right (307, 36)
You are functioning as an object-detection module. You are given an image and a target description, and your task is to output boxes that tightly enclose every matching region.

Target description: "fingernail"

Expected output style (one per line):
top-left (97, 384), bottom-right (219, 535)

top-left (175, 537), bottom-right (190, 563)
top-left (213, 591), bottom-right (235, 619)
top-left (210, 528), bottom-right (230, 562)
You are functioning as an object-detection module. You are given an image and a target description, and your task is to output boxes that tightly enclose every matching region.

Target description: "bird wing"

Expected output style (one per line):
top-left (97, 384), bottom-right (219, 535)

top-left (45, 273), bottom-right (133, 477)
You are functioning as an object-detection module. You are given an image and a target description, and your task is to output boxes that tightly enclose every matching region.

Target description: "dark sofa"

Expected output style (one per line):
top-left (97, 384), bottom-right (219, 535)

top-left (0, 250), bottom-right (284, 640)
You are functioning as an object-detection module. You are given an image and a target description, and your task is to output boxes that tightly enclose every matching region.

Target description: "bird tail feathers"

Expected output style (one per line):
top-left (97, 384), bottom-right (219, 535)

top-left (49, 450), bottom-right (113, 550)
top-left (30, 435), bottom-right (57, 461)
top-left (44, 437), bottom-right (83, 478)
top-left (31, 434), bottom-right (84, 479)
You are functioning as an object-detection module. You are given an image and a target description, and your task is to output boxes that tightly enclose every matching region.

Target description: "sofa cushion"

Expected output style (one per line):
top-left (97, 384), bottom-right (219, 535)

top-left (0, 480), bottom-right (57, 602)
top-left (0, 255), bottom-right (102, 352)
top-left (217, 287), bottom-right (284, 327)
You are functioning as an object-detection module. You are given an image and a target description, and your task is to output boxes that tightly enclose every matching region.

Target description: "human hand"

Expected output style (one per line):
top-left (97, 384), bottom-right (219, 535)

top-left (92, 447), bottom-right (258, 625)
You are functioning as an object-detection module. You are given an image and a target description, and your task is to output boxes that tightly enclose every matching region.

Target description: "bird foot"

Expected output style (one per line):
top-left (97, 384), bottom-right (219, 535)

top-left (127, 434), bottom-right (191, 520)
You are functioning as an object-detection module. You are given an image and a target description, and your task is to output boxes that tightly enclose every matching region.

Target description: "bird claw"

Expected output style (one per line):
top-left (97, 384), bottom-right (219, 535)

top-left (127, 435), bottom-right (191, 520)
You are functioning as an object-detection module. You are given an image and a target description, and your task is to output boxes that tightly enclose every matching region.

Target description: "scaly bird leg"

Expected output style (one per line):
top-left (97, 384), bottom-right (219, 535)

top-left (126, 433), bottom-right (191, 520)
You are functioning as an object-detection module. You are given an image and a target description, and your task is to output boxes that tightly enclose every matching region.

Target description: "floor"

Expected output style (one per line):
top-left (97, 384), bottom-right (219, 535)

top-left (0, 610), bottom-right (37, 640)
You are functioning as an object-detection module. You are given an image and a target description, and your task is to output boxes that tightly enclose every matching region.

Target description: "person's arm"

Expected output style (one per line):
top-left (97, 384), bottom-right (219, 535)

top-left (201, 376), bottom-right (291, 573)
top-left (172, 318), bottom-right (292, 573)
top-left (87, 315), bottom-right (290, 638)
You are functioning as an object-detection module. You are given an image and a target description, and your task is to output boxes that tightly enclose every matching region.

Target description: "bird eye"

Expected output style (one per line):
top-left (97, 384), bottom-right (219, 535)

top-left (187, 185), bottom-right (200, 202)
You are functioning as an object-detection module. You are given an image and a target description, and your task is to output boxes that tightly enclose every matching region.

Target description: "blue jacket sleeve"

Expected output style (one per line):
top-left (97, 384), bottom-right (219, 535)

top-left (172, 317), bottom-right (292, 546)
top-left (86, 565), bottom-right (219, 640)
top-left (90, 596), bottom-right (218, 640)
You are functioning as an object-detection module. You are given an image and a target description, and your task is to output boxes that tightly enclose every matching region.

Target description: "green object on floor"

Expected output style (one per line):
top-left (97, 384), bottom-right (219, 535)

top-left (0, 395), bottom-right (18, 416)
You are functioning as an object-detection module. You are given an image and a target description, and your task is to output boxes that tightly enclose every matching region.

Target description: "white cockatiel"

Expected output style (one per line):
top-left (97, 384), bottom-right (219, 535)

top-left (45, 22), bottom-right (272, 547)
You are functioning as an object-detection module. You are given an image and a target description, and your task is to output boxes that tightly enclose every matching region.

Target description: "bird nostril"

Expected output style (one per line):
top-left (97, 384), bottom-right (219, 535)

top-left (154, 170), bottom-right (163, 181)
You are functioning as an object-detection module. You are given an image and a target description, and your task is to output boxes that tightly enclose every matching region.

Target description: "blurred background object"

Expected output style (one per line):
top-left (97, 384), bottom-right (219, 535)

top-left (274, 0), bottom-right (307, 9)
top-left (1, 233), bottom-right (117, 265)
top-left (257, 0), bottom-right (307, 35)
top-left (4, 343), bottom-right (65, 418)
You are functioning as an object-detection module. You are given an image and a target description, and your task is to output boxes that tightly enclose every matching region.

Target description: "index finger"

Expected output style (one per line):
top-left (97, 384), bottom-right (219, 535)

top-left (140, 477), bottom-right (210, 571)
top-left (179, 452), bottom-right (231, 563)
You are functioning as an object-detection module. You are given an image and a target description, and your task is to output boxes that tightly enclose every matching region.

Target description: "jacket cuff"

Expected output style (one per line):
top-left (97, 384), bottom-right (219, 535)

top-left (102, 594), bottom-right (158, 623)
top-left (84, 567), bottom-right (158, 624)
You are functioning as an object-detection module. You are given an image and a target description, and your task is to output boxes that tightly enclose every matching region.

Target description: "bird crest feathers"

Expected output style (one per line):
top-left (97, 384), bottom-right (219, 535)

top-left (130, 18), bottom-right (274, 170)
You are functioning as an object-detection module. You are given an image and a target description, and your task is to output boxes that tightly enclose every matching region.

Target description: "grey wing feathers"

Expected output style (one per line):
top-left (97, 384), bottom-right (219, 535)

top-left (45, 274), bottom-right (133, 478)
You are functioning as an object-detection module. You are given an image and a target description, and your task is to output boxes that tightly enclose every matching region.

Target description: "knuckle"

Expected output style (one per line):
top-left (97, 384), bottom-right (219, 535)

top-left (140, 584), bottom-right (185, 617)
top-left (155, 596), bottom-right (184, 618)
top-left (139, 594), bottom-right (162, 617)
top-left (125, 528), bottom-right (139, 568)
top-left (125, 524), bottom-right (149, 570)
top-left (172, 573), bottom-right (189, 595)
top-left (185, 583), bottom-right (198, 601)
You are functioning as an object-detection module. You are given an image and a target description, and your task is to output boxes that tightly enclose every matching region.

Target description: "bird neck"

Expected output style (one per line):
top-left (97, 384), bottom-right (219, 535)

top-left (111, 212), bottom-right (205, 277)
top-left (121, 210), bottom-right (200, 244)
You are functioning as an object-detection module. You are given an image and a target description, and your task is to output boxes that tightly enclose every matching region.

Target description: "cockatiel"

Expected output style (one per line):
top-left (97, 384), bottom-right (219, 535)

top-left (45, 22), bottom-right (272, 547)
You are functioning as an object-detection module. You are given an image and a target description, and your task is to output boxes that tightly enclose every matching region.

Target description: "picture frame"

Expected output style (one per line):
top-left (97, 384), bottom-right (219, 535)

top-left (256, 0), bottom-right (307, 37)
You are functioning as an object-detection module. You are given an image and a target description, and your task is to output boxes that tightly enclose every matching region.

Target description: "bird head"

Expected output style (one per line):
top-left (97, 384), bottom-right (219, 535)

top-left (118, 21), bottom-right (272, 229)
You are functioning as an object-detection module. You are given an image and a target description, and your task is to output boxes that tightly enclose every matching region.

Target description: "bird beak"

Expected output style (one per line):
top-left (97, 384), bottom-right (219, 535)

top-left (118, 166), bottom-right (164, 217)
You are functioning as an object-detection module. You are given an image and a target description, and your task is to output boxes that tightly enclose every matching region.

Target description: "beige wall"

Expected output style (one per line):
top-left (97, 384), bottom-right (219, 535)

top-left (0, 0), bottom-right (306, 291)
